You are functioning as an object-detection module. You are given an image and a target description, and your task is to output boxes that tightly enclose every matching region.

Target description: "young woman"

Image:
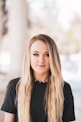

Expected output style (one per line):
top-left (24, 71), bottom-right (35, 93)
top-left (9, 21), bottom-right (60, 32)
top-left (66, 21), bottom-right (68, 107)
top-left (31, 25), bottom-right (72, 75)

top-left (1, 34), bottom-right (75, 122)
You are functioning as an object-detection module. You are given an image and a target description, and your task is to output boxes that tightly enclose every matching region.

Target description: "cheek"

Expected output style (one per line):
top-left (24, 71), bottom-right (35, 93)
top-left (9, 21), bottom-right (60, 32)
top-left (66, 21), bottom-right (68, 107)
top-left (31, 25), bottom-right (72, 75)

top-left (30, 57), bottom-right (36, 68)
top-left (30, 61), bottom-right (34, 70)
top-left (47, 63), bottom-right (50, 69)
top-left (30, 56), bottom-right (33, 68)
top-left (47, 60), bottom-right (50, 68)
top-left (47, 59), bottom-right (50, 64)
top-left (31, 56), bottom-right (36, 63)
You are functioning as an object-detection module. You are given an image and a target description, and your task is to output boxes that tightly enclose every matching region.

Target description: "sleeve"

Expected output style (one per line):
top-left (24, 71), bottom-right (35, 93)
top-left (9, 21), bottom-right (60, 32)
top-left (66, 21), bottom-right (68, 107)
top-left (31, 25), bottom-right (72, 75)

top-left (63, 82), bottom-right (76, 122)
top-left (1, 80), bottom-right (17, 114)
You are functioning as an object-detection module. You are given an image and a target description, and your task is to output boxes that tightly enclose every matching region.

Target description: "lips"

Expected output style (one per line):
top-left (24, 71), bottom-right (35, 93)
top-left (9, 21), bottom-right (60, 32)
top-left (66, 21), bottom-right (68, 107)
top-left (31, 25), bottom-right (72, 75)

top-left (37, 65), bottom-right (45, 67)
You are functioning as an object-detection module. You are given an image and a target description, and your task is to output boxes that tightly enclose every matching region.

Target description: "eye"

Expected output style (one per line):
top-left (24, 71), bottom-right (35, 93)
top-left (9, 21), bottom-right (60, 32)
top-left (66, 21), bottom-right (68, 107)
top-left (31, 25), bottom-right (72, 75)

top-left (45, 53), bottom-right (49, 57)
top-left (33, 53), bottom-right (39, 56)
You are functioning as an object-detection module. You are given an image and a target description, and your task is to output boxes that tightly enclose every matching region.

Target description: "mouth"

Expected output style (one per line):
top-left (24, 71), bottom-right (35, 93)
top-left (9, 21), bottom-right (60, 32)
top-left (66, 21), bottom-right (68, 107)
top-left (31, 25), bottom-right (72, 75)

top-left (37, 65), bottom-right (45, 67)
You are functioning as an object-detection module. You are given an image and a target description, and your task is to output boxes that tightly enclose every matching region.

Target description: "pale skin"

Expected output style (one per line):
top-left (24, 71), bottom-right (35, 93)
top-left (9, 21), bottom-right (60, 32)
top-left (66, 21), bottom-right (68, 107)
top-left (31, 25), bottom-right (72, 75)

top-left (4, 40), bottom-right (50, 122)
top-left (30, 40), bottom-right (50, 82)
top-left (4, 112), bottom-right (15, 122)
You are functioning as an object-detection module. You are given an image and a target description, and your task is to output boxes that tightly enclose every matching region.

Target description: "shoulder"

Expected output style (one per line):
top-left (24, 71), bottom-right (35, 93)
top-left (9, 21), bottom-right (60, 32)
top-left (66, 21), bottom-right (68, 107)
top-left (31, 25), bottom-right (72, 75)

top-left (63, 81), bottom-right (75, 121)
top-left (64, 81), bottom-right (72, 91)
top-left (1, 77), bottom-right (20, 114)
top-left (7, 77), bottom-right (20, 91)
top-left (63, 81), bottom-right (74, 101)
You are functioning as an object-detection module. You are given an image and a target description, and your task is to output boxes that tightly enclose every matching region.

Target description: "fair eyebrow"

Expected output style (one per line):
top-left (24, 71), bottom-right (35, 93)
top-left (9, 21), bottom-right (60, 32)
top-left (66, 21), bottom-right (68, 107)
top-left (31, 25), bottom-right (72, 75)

top-left (32, 51), bottom-right (49, 53)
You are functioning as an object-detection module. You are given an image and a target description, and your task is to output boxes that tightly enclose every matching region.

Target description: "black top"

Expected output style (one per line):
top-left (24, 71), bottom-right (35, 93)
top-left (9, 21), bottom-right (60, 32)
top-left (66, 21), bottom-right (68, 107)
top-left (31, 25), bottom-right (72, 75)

top-left (1, 78), bottom-right (75, 122)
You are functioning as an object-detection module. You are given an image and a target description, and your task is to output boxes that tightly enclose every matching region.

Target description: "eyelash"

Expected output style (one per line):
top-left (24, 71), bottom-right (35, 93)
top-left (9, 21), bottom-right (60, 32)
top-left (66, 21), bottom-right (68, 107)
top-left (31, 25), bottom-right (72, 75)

top-left (46, 54), bottom-right (49, 57)
top-left (33, 54), bottom-right (39, 56)
top-left (33, 53), bottom-right (49, 57)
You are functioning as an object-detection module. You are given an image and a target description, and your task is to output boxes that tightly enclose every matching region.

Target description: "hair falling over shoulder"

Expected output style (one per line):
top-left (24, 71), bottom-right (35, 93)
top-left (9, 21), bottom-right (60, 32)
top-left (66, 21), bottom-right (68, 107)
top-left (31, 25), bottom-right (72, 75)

top-left (16, 34), bottom-right (64, 122)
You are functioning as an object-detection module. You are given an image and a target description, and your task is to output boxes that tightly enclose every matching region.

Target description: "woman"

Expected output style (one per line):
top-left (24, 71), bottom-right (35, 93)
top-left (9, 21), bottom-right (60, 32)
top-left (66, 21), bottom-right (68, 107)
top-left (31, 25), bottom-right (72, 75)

top-left (1, 34), bottom-right (75, 122)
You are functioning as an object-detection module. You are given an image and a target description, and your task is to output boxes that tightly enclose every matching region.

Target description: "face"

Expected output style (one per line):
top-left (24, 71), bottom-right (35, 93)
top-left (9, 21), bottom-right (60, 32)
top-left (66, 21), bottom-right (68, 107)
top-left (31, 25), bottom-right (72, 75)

top-left (30, 40), bottom-right (50, 76)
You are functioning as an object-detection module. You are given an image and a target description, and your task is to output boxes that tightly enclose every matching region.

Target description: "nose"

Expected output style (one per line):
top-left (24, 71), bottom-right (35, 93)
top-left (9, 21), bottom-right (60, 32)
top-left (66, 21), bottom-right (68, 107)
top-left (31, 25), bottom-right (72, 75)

top-left (39, 55), bottom-right (45, 63)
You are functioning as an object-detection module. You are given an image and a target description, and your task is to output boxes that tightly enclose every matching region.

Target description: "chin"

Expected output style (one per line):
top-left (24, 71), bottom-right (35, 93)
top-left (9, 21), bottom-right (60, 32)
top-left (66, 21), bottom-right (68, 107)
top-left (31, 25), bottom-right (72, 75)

top-left (36, 70), bottom-right (47, 74)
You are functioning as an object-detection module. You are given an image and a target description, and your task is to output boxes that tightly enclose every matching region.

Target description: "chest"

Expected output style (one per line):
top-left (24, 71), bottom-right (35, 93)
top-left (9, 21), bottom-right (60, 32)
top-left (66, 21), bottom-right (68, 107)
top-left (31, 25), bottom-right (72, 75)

top-left (30, 82), bottom-right (47, 122)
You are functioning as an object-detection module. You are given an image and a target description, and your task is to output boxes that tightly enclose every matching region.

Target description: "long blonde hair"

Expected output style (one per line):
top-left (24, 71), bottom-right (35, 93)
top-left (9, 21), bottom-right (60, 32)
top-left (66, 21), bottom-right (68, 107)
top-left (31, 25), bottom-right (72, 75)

top-left (17, 34), bottom-right (64, 122)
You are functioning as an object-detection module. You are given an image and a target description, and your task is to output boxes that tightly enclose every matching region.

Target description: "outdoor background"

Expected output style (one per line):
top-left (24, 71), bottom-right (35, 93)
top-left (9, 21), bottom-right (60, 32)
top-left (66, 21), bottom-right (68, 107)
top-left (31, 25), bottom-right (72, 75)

top-left (0, 0), bottom-right (81, 122)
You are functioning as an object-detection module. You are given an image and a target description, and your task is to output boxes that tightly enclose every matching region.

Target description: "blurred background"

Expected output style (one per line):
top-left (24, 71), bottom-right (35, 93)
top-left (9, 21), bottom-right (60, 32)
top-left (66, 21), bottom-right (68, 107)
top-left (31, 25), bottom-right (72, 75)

top-left (0, 0), bottom-right (81, 122)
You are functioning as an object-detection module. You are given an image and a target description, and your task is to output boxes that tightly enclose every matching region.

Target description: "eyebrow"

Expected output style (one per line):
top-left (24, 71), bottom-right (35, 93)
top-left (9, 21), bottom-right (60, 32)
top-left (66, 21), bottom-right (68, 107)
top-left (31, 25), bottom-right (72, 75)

top-left (32, 51), bottom-right (49, 53)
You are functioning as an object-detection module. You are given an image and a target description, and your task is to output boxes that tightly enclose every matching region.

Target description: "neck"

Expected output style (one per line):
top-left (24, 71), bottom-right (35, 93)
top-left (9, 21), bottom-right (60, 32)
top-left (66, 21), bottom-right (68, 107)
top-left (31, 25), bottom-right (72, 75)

top-left (34, 72), bottom-right (49, 83)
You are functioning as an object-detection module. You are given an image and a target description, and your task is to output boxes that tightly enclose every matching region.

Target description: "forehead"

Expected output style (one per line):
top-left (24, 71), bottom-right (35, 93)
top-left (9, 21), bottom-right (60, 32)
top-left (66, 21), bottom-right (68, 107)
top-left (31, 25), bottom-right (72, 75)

top-left (30, 40), bottom-right (49, 52)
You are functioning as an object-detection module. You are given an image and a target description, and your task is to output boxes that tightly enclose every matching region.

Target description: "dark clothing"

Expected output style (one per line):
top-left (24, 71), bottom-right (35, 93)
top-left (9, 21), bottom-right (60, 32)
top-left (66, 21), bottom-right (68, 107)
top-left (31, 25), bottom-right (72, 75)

top-left (1, 78), bottom-right (75, 122)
